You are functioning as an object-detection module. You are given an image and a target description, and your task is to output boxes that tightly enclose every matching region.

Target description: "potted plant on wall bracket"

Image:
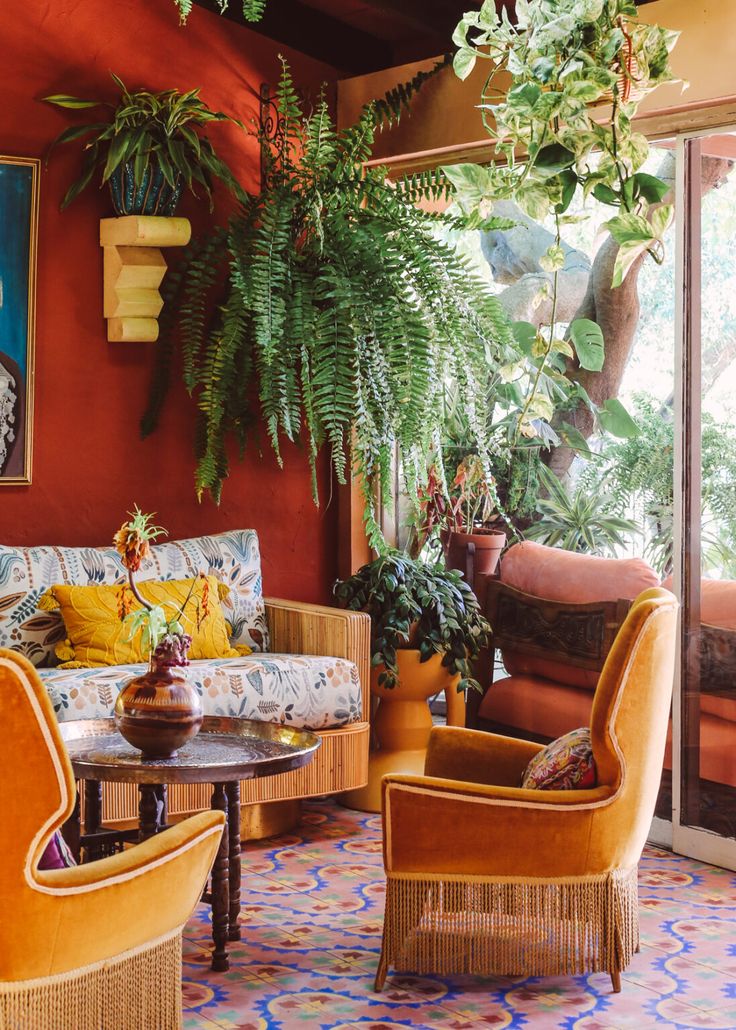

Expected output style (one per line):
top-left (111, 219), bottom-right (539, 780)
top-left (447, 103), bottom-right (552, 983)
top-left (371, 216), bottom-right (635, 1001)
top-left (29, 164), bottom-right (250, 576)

top-left (449, 0), bottom-right (680, 455)
top-left (140, 59), bottom-right (515, 544)
top-left (44, 72), bottom-right (245, 214)
top-left (44, 73), bottom-right (246, 344)
top-left (334, 551), bottom-right (491, 812)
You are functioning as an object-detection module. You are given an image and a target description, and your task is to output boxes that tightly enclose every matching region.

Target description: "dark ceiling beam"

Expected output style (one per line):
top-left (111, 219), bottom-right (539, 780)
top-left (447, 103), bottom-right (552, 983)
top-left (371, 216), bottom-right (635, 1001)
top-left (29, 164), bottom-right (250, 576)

top-left (351, 0), bottom-right (469, 37)
top-left (192, 0), bottom-right (394, 74)
top-left (193, 0), bottom-right (662, 76)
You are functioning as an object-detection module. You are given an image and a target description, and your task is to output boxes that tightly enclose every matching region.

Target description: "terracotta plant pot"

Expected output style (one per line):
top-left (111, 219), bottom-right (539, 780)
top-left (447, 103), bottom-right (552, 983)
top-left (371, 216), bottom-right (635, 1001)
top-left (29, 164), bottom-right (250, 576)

top-left (441, 528), bottom-right (506, 578)
top-left (114, 663), bottom-right (203, 760)
top-left (341, 649), bottom-right (460, 813)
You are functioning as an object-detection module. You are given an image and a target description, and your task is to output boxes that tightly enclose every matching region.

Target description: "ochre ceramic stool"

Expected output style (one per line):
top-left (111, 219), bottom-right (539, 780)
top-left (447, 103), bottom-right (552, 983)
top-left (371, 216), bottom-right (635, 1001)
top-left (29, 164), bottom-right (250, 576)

top-left (342, 650), bottom-right (460, 812)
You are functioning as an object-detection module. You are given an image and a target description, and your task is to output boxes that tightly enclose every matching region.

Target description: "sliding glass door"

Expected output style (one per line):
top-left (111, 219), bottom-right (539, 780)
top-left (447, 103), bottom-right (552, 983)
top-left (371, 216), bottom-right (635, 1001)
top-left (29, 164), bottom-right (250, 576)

top-left (672, 130), bottom-right (736, 869)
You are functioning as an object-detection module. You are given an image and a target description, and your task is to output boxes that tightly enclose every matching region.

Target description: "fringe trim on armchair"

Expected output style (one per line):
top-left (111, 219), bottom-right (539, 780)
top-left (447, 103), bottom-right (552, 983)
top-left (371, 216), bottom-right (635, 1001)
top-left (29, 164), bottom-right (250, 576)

top-left (378, 867), bottom-right (639, 985)
top-left (0, 927), bottom-right (183, 1030)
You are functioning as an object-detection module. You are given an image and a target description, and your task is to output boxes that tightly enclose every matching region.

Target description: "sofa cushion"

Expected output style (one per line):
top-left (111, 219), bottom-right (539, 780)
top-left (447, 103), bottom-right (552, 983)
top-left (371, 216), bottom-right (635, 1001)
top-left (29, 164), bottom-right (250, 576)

top-left (521, 726), bottom-right (597, 790)
top-left (502, 541), bottom-right (659, 603)
top-left (39, 653), bottom-right (361, 731)
top-left (0, 529), bottom-right (267, 666)
top-left (479, 674), bottom-right (593, 740)
top-left (499, 542), bottom-right (659, 690)
top-left (41, 576), bottom-right (244, 667)
top-left (662, 576), bottom-right (736, 630)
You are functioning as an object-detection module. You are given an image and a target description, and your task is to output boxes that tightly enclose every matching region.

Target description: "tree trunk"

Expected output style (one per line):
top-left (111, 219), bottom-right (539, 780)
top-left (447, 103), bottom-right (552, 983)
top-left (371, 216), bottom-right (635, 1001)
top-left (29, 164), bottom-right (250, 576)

top-left (547, 153), bottom-right (734, 478)
top-left (481, 200), bottom-right (591, 325)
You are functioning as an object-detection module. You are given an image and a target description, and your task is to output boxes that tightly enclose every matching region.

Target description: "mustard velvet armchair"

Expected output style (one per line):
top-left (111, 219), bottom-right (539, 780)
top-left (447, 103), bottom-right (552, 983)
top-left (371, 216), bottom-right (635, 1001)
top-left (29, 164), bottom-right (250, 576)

top-left (0, 649), bottom-right (224, 1030)
top-left (376, 588), bottom-right (678, 994)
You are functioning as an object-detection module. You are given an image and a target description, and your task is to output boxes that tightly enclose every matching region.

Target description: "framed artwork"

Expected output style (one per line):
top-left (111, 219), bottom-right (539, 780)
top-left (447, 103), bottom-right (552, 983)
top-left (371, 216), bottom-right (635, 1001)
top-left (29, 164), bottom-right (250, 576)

top-left (0, 155), bottom-right (39, 484)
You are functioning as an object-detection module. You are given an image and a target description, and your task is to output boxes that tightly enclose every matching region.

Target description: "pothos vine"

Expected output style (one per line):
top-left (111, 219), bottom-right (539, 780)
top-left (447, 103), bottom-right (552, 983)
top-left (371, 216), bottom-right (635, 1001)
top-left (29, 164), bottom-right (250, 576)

top-left (449, 0), bottom-right (680, 450)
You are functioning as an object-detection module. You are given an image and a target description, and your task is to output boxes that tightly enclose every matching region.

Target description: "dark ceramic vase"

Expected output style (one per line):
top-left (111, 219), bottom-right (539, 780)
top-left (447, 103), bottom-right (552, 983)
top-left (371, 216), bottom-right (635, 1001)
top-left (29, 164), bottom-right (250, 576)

top-left (108, 159), bottom-right (184, 216)
top-left (114, 640), bottom-right (202, 759)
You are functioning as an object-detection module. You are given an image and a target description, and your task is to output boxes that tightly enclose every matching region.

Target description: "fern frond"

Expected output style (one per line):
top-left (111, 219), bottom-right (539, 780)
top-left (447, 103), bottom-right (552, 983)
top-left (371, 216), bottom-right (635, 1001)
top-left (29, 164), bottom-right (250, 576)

top-left (371, 54), bottom-right (452, 131)
top-left (144, 60), bottom-right (513, 537)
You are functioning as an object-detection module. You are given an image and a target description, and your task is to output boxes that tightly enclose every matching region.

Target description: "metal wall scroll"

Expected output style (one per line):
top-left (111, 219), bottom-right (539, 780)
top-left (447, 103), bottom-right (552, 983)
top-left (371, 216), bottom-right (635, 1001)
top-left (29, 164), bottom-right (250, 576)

top-left (258, 83), bottom-right (287, 189)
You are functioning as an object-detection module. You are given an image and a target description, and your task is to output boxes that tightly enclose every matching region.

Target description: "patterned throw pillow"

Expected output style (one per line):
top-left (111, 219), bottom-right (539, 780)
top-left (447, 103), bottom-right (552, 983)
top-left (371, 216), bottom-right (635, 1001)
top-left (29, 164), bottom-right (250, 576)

top-left (521, 727), bottom-right (597, 791)
top-left (38, 831), bottom-right (77, 870)
top-left (0, 529), bottom-right (268, 666)
top-left (38, 576), bottom-right (251, 668)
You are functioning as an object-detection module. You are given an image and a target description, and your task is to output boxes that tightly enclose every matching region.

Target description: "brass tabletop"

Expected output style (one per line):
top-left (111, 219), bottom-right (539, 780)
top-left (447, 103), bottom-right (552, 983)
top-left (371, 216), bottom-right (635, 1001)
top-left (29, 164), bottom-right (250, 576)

top-left (60, 716), bottom-right (321, 784)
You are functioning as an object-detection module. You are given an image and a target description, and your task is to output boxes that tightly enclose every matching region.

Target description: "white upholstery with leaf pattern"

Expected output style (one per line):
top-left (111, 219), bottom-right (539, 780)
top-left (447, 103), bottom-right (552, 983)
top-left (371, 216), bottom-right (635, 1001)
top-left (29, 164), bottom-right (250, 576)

top-left (0, 529), bottom-right (268, 666)
top-left (39, 652), bottom-right (362, 730)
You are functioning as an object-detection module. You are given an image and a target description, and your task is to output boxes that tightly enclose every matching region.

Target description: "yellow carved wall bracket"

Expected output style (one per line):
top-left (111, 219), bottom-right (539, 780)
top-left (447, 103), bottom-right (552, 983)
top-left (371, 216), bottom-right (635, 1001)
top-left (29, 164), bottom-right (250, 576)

top-left (100, 215), bottom-right (191, 342)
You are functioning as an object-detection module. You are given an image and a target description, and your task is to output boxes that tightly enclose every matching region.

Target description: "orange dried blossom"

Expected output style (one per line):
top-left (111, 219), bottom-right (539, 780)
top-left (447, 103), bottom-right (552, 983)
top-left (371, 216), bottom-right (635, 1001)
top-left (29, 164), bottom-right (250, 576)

top-left (113, 506), bottom-right (166, 573)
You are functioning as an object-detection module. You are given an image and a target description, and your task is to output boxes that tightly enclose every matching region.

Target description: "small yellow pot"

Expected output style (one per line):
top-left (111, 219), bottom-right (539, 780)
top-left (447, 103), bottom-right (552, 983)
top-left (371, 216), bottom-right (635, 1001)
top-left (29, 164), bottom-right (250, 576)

top-left (341, 649), bottom-right (460, 813)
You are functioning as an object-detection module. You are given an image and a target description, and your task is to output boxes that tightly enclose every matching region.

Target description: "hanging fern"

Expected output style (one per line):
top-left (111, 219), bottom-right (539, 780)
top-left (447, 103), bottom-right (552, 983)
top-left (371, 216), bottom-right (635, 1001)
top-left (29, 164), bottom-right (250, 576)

top-left (372, 55), bottom-right (452, 131)
top-left (142, 60), bottom-right (513, 547)
top-left (174, 0), bottom-right (266, 23)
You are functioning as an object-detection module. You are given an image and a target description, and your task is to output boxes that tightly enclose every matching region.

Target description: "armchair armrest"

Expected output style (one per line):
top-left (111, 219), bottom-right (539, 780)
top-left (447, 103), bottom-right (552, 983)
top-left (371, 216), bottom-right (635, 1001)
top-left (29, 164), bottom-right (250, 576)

top-left (33, 811), bottom-right (224, 975)
top-left (382, 772), bottom-right (614, 879)
top-left (265, 598), bottom-right (371, 720)
top-left (425, 725), bottom-right (545, 786)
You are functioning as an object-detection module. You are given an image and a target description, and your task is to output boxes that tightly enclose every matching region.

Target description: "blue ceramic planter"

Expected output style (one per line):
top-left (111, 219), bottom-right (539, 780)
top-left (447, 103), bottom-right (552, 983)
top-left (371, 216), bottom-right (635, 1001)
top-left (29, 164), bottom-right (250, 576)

top-left (108, 160), bottom-right (183, 216)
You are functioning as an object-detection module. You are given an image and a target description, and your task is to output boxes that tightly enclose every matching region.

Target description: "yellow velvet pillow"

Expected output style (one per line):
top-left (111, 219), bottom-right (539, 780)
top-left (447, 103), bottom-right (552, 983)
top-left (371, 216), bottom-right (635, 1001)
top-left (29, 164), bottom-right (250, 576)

top-left (39, 576), bottom-right (251, 668)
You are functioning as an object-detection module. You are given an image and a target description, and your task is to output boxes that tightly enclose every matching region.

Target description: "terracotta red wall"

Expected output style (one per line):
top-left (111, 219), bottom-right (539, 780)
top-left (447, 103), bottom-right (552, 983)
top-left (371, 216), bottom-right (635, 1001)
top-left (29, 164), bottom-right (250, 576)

top-left (0, 0), bottom-right (340, 602)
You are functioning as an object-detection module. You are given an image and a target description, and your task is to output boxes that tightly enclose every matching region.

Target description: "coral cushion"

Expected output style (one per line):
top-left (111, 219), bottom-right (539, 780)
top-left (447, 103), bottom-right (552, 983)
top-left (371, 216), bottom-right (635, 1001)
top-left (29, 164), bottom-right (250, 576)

top-left (521, 726), bottom-right (597, 790)
top-left (39, 576), bottom-right (246, 667)
top-left (502, 542), bottom-right (659, 602)
top-left (479, 674), bottom-right (592, 739)
top-left (500, 542), bottom-right (659, 689)
top-left (661, 576), bottom-right (736, 631)
top-left (501, 650), bottom-right (600, 691)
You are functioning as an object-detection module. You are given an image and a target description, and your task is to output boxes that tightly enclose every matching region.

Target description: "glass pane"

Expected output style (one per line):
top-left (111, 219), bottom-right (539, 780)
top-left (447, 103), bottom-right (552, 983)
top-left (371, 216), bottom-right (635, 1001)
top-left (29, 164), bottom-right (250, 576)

top-left (417, 143), bottom-right (679, 766)
top-left (680, 133), bottom-right (736, 840)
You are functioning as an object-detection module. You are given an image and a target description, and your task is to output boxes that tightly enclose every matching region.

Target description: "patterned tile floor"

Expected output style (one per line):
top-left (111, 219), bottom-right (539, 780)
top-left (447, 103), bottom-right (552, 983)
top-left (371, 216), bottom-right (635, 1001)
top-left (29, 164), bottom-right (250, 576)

top-left (182, 799), bottom-right (736, 1030)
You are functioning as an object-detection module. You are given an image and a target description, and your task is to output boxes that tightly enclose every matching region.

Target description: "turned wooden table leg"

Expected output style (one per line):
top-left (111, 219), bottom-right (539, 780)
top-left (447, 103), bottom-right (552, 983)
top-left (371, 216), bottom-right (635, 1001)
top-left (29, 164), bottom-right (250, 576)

top-left (138, 784), bottom-right (160, 842)
top-left (84, 779), bottom-right (102, 833)
top-left (63, 786), bottom-right (82, 863)
top-left (83, 779), bottom-right (103, 860)
top-left (226, 781), bottom-right (241, 941)
top-left (210, 782), bottom-right (230, 971)
top-left (158, 783), bottom-right (168, 828)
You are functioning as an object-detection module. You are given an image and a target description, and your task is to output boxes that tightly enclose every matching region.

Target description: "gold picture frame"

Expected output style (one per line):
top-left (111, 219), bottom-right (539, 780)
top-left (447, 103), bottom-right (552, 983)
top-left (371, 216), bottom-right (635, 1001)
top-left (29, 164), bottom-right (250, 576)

top-left (0, 155), bottom-right (39, 485)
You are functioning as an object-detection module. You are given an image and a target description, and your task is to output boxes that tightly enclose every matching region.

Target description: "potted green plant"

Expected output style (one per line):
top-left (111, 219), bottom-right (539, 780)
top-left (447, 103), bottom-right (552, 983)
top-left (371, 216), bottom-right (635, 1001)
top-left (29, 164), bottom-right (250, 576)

top-left (334, 551), bottom-right (490, 811)
top-left (526, 465), bottom-right (639, 555)
top-left (418, 454), bottom-right (507, 577)
top-left (44, 73), bottom-right (244, 214)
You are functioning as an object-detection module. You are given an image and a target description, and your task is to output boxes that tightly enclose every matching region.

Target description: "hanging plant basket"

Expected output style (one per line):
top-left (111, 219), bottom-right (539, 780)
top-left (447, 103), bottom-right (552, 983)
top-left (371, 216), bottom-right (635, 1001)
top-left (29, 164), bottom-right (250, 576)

top-left (108, 160), bottom-right (184, 217)
top-left (595, 22), bottom-right (644, 107)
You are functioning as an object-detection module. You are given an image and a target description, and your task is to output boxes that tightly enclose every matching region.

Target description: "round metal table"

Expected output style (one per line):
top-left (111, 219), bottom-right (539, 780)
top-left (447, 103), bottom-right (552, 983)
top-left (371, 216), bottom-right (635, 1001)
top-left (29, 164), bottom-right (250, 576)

top-left (60, 716), bottom-right (320, 971)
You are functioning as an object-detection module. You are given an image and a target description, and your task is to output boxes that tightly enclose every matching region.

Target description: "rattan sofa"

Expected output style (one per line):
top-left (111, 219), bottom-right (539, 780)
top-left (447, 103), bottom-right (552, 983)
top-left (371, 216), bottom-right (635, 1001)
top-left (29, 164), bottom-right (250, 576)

top-left (0, 530), bottom-right (370, 837)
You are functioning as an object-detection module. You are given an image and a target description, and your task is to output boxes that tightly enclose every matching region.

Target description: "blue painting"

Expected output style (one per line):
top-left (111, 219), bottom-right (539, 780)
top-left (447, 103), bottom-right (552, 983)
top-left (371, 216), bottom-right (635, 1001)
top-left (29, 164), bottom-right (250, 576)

top-left (0, 157), bottom-right (38, 483)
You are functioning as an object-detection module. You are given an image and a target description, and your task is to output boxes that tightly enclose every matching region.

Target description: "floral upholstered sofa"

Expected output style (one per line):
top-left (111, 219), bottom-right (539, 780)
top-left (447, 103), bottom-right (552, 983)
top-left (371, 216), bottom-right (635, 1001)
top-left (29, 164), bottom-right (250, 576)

top-left (0, 529), bottom-right (370, 831)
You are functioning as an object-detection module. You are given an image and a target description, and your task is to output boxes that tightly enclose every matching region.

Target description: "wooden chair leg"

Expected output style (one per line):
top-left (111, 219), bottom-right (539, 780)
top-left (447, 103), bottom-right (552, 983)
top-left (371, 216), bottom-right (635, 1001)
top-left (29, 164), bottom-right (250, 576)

top-left (374, 948), bottom-right (388, 991)
top-left (610, 968), bottom-right (622, 993)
